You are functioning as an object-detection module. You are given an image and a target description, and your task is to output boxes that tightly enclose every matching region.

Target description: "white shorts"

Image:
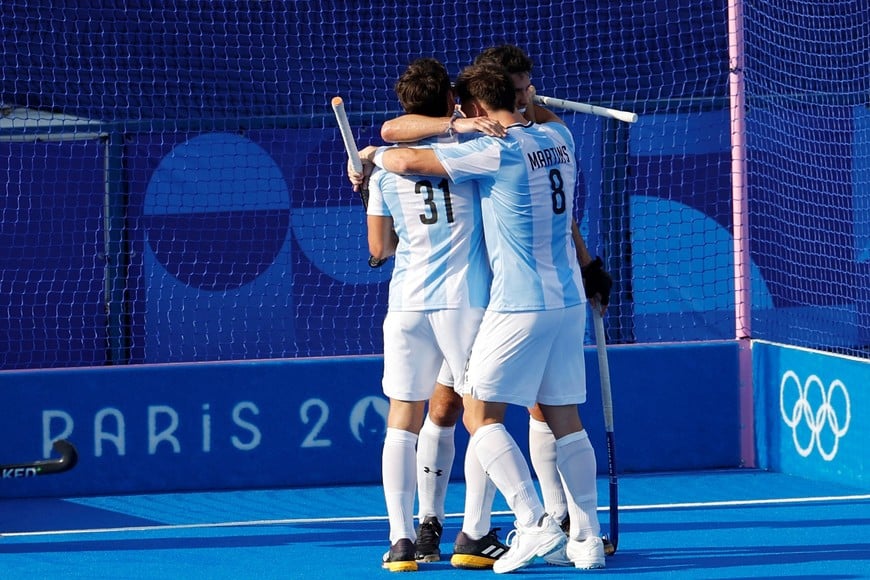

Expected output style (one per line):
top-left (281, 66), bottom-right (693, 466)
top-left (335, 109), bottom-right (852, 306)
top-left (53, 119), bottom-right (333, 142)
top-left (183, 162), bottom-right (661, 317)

top-left (436, 360), bottom-right (454, 387)
top-left (382, 307), bottom-right (484, 401)
top-left (462, 304), bottom-right (587, 408)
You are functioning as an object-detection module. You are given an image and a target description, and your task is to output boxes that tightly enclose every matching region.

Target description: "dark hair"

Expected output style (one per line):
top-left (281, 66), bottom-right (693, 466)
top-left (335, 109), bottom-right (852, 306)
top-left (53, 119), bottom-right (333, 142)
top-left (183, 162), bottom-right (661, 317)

top-left (454, 63), bottom-right (516, 113)
top-left (394, 58), bottom-right (452, 117)
top-left (473, 44), bottom-right (534, 75)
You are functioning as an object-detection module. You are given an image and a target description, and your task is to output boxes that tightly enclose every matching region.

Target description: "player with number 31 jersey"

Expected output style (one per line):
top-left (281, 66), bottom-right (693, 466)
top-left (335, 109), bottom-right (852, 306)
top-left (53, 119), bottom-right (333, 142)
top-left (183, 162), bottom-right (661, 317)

top-left (367, 139), bottom-right (491, 313)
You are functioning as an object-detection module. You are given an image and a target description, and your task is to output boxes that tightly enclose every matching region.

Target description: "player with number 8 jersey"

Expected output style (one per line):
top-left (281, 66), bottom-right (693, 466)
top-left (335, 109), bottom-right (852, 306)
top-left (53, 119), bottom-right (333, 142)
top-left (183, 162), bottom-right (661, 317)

top-left (430, 123), bottom-right (584, 312)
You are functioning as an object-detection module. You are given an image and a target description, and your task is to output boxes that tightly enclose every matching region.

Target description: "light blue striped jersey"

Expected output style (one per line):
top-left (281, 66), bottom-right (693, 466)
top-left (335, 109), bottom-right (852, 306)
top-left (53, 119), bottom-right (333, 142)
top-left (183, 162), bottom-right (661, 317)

top-left (367, 139), bottom-right (491, 312)
top-left (433, 121), bottom-right (585, 312)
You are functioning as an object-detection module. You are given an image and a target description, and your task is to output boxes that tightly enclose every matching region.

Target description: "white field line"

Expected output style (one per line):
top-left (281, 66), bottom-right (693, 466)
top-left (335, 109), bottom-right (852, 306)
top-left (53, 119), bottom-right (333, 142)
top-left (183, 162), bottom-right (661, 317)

top-left (3, 493), bottom-right (869, 538)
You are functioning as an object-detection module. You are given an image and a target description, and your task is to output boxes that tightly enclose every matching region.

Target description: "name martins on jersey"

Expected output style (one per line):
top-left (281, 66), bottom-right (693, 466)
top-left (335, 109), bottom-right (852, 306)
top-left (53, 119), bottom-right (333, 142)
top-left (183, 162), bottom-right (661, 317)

top-left (526, 144), bottom-right (572, 171)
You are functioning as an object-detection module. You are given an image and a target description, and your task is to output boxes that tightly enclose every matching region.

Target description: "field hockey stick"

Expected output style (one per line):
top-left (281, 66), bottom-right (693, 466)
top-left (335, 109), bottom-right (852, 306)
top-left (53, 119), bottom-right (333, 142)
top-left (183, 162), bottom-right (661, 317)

top-left (330, 96), bottom-right (387, 268)
top-left (1, 439), bottom-right (78, 479)
top-left (592, 306), bottom-right (619, 555)
top-left (533, 95), bottom-right (638, 124)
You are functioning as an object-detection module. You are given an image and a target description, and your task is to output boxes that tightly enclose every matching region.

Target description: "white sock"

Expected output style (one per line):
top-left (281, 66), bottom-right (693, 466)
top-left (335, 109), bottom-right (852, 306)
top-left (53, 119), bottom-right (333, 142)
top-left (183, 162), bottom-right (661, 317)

top-left (416, 416), bottom-right (455, 522)
top-left (555, 430), bottom-right (601, 540)
top-left (528, 417), bottom-right (568, 523)
top-left (383, 427), bottom-right (419, 544)
top-left (460, 439), bottom-right (497, 539)
top-left (472, 423), bottom-right (544, 528)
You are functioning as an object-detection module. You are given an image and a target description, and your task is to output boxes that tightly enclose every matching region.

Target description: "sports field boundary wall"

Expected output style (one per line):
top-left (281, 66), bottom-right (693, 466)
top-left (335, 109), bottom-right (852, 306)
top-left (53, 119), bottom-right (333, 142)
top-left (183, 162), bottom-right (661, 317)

top-left (1, 341), bottom-right (741, 498)
top-left (753, 340), bottom-right (867, 489)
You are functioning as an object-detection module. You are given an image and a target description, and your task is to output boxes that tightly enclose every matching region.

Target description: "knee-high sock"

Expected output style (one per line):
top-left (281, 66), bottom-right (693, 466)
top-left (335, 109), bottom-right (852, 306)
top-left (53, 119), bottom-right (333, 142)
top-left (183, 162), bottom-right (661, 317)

top-left (528, 417), bottom-right (568, 523)
top-left (416, 416), bottom-right (455, 522)
top-left (383, 427), bottom-right (419, 544)
top-left (472, 423), bottom-right (544, 528)
top-left (555, 430), bottom-right (601, 540)
top-left (460, 439), bottom-right (497, 539)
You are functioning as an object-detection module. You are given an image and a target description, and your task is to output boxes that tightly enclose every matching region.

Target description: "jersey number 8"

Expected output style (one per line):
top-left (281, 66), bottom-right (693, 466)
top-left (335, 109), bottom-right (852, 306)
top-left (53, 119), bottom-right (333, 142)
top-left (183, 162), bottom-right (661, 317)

top-left (549, 169), bottom-right (566, 215)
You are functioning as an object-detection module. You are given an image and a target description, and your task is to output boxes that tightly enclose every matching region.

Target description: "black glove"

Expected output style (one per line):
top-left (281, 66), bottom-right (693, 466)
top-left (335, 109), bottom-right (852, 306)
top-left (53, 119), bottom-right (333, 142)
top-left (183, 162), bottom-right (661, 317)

top-left (581, 257), bottom-right (613, 306)
top-left (369, 255), bottom-right (388, 268)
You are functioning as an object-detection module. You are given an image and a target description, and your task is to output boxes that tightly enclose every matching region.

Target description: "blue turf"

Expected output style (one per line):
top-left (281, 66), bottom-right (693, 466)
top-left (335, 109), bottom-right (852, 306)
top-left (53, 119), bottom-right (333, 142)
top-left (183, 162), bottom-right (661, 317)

top-left (1, 470), bottom-right (868, 579)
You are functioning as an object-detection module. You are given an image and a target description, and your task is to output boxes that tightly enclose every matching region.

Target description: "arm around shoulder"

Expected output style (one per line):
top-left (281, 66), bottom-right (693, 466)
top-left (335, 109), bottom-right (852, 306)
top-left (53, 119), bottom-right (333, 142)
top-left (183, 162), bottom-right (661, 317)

top-left (381, 114), bottom-right (452, 143)
top-left (378, 147), bottom-right (448, 177)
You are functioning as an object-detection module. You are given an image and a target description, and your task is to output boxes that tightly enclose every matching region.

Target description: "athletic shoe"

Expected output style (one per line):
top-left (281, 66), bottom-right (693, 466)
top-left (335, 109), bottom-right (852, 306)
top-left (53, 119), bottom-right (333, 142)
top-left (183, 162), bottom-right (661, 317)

top-left (543, 516), bottom-right (572, 566)
top-left (382, 538), bottom-right (418, 572)
top-left (567, 536), bottom-right (607, 569)
top-left (450, 528), bottom-right (509, 569)
top-left (492, 514), bottom-right (566, 574)
top-left (543, 542), bottom-right (573, 566)
top-left (414, 516), bottom-right (442, 562)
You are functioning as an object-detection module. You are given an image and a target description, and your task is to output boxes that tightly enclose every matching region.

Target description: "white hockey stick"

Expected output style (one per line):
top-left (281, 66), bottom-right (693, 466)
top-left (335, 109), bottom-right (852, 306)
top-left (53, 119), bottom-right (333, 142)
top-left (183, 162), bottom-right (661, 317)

top-left (331, 96), bottom-right (364, 173)
top-left (592, 306), bottom-right (619, 554)
top-left (534, 94), bottom-right (638, 124)
top-left (330, 96), bottom-right (386, 268)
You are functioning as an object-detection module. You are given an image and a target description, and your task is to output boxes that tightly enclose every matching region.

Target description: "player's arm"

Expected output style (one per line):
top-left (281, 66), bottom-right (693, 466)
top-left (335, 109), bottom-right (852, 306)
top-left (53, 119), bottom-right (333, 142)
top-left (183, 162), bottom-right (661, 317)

top-left (381, 114), bottom-right (507, 143)
top-left (532, 105), bottom-right (563, 125)
top-left (359, 145), bottom-right (449, 178)
top-left (572, 219), bottom-right (613, 312)
top-left (381, 114), bottom-right (452, 143)
top-left (528, 85), bottom-right (565, 126)
top-left (572, 219), bottom-right (593, 267)
top-left (368, 215), bottom-right (397, 261)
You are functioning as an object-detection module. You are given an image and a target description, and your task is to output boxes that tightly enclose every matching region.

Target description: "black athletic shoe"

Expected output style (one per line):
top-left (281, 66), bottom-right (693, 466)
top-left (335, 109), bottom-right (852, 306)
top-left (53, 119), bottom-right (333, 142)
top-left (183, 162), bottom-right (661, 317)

top-left (382, 538), bottom-right (418, 572)
top-left (450, 528), bottom-right (509, 570)
top-left (414, 516), bottom-right (443, 562)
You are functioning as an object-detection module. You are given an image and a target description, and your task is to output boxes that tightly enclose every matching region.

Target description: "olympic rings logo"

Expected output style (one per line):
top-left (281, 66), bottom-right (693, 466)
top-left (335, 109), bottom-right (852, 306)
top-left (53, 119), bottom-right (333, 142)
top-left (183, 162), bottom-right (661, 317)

top-left (779, 370), bottom-right (851, 461)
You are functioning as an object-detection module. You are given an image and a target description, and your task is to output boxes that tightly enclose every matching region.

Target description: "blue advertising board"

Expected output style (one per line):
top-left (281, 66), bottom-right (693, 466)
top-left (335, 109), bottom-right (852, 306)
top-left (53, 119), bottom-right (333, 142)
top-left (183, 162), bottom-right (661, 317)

top-left (755, 340), bottom-right (868, 489)
top-left (0, 341), bottom-right (740, 498)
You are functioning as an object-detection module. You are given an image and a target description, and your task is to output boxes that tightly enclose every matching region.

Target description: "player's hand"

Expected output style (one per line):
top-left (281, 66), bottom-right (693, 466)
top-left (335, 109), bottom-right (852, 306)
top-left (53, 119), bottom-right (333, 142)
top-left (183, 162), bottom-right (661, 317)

top-left (519, 84), bottom-right (537, 122)
top-left (348, 146), bottom-right (378, 193)
top-left (452, 116), bottom-right (507, 138)
top-left (582, 257), bottom-right (612, 314)
top-left (358, 145), bottom-right (379, 162)
top-left (347, 160), bottom-right (370, 193)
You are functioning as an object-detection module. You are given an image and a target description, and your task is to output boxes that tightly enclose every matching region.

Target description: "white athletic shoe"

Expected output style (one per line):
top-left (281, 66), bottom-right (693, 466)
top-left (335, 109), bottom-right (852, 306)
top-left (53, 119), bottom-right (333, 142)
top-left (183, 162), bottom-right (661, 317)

top-left (567, 536), bottom-right (606, 569)
top-left (543, 542), bottom-right (573, 566)
top-left (492, 514), bottom-right (566, 574)
top-left (545, 535), bottom-right (608, 568)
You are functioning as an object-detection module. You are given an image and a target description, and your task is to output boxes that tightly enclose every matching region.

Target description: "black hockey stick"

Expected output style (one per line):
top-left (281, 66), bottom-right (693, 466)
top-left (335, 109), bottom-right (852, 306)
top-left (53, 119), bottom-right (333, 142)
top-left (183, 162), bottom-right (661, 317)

top-left (331, 96), bottom-right (388, 268)
top-left (592, 308), bottom-right (619, 555)
top-left (1, 439), bottom-right (79, 479)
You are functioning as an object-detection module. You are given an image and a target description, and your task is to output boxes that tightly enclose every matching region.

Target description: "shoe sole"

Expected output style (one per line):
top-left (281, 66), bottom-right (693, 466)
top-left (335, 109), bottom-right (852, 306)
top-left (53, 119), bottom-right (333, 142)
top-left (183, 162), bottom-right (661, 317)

top-left (450, 554), bottom-right (496, 570)
top-left (415, 554), bottom-right (440, 563)
top-left (493, 534), bottom-right (566, 574)
top-left (382, 561), bottom-right (419, 572)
